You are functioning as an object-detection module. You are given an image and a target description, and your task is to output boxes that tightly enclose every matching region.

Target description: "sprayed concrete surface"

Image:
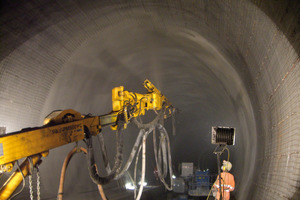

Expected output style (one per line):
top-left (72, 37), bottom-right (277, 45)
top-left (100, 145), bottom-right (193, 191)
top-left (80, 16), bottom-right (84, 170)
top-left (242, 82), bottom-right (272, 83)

top-left (0, 0), bottom-right (299, 199)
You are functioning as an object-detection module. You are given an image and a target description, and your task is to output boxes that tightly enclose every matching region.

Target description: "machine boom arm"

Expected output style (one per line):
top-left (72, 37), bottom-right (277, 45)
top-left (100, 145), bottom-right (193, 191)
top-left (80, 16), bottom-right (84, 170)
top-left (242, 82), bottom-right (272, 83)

top-left (0, 80), bottom-right (172, 199)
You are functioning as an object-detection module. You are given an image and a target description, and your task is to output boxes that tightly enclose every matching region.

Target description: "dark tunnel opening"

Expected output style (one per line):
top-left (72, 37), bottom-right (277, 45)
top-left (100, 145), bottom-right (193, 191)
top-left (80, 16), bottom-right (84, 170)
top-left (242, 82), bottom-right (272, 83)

top-left (0, 0), bottom-right (299, 200)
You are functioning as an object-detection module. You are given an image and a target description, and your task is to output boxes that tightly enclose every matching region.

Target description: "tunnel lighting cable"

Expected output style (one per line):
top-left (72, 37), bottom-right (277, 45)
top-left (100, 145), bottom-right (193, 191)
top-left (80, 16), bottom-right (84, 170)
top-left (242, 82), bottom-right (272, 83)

top-left (9, 160), bottom-right (25, 200)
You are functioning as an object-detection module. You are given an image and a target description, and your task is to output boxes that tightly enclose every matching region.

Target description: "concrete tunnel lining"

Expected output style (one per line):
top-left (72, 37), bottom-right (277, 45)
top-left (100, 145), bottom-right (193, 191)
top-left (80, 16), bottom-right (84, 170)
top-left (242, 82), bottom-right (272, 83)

top-left (0, 0), bottom-right (299, 199)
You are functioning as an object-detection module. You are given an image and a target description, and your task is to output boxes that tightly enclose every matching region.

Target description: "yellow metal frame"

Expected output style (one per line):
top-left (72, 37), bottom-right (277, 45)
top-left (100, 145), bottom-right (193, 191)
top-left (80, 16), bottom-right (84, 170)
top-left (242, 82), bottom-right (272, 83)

top-left (0, 154), bottom-right (41, 200)
top-left (0, 116), bottom-right (100, 166)
top-left (112, 79), bottom-right (171, 128)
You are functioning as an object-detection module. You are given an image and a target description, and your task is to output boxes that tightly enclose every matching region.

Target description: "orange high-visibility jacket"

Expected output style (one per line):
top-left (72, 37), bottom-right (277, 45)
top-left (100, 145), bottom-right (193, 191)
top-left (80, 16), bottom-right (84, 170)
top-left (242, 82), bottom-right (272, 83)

top-left (214, 172), bottom-right (235, 200)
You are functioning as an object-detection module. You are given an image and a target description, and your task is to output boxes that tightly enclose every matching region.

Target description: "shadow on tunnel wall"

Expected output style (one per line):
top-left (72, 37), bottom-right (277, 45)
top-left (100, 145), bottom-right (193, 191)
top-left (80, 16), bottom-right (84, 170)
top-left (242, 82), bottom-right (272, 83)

top-left (250, 0), bottom-right (300, 55)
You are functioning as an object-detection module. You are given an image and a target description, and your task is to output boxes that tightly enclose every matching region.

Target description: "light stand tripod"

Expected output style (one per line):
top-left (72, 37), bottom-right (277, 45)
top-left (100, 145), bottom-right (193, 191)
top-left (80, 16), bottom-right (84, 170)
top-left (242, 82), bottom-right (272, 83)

top-left (213, 144), bottom-right (227, 200)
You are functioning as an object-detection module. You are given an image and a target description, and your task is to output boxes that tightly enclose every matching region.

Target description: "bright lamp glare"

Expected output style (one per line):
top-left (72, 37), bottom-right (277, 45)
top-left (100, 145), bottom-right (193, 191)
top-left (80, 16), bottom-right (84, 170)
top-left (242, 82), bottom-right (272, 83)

top-left (125, 183), bottom-right (135, 190)
top-left (138, 181), bottom-right (147, 186)
top-left (125, 181), bottom-right (148, 190)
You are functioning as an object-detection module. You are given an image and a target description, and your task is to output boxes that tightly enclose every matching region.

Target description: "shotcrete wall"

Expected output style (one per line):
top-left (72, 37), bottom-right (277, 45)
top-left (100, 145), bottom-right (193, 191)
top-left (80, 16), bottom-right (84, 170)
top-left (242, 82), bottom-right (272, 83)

top-left (0, 0), bottom-right (299, 199)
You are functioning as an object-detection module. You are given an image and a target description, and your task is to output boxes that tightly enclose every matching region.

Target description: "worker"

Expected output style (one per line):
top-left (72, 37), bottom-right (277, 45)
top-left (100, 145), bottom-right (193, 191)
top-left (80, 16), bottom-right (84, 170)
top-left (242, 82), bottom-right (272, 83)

top-left (213, 160), bottom-right (235, 200)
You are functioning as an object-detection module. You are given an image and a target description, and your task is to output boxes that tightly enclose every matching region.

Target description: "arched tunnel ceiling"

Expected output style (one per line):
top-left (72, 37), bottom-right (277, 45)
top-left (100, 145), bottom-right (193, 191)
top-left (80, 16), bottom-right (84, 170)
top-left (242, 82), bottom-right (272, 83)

top-left (0, 1), bottom-right (299, 200)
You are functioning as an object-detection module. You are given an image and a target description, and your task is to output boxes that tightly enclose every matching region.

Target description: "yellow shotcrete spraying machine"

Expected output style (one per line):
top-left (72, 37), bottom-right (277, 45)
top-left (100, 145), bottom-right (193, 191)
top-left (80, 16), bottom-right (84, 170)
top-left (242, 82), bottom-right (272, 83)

top-left (0, 80), bottom-right (175, 200)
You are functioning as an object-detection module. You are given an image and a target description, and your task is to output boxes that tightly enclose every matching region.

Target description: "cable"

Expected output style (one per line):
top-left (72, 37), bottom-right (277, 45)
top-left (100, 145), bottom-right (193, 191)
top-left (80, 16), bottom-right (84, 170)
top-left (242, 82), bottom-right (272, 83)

top-left (153, 124), bottom-right (173, 191)
top-left (137, 97), bottom-right (148, 123)
top-left (9, 161), bottom-right (25, 200)
top-left (86, 104), bottom-right (174, 200)
top-left (206, 147), bottom-right (230, 200)
top-left (225, 147), bottom-right (230, 161)
top-left (87, 122), bottom-right (124, 185)
top-left (134, 143), bottom-right (142, 199)
top-left (133, 108), bottom-right (164, 129)
top-left (161, 134), bottom-right (168, 178)
top-left (58, 147), bottom-right (107, 200)
top-left (114, 128), bottom-right (155, 180)
top-left (160, 124), bottom-right (173, 190)
top-left (97, 185), bottom-right (108, 200)
top-left (135, 133), bottom-right (148, 200)
top-left (127, 118), bottom-right (173, 199)
top-left (95, 112), bottom-right (149, 179)
top-left (115, 129), bottom-right (145, 180)
top-left (58, 147), bottom-right (84, 200)
top-left (97, 133), bottom-right (112, 174)
top-left (206, 180), bottom-right (216, 200)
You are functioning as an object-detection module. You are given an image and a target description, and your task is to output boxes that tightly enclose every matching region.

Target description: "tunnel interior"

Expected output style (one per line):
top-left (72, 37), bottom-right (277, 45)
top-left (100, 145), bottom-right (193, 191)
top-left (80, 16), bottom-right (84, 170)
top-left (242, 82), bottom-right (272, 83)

top-left (0, 0), bottom-right (299, 199)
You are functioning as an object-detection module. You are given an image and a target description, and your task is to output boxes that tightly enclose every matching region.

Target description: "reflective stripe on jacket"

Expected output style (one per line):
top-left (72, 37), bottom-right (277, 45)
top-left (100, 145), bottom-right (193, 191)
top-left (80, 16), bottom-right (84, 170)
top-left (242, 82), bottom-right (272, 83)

top-left (214, 172), bottom-right (235, 200)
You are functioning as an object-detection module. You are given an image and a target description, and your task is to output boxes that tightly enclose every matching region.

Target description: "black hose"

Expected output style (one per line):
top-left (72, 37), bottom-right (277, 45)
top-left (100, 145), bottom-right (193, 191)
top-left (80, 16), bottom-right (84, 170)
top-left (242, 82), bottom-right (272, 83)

top-left (97, 133), bottom-right (111, 174)
top-left (86, 122), bottom-right (124, 185)
top-left (114, 128), bottom-right (153, 180)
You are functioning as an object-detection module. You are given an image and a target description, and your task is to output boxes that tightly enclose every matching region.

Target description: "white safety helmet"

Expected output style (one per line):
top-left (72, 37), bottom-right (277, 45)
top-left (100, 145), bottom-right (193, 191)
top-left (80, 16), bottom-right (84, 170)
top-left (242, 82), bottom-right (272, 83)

top-left (221, 161), bottom-right (232, 172)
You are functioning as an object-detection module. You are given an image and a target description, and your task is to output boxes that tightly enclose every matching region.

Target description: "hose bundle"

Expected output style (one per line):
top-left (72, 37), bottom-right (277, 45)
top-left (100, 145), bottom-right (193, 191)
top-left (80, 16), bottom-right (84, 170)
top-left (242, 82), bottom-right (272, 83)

top-left (153, 124), bottom-right (173, 191)
top-left (86, 108), bottom-right (174, 200)
top-left (128, 123), bottom-right (173, 200)
top-left (87, 121), bottom-right (124, 185)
